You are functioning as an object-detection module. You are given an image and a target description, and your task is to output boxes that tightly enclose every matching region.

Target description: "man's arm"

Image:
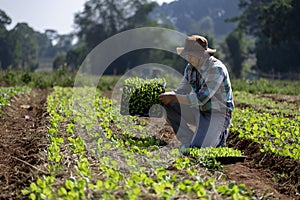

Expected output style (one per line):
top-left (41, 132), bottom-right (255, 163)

top-left (187, 66), bottom-right (224, 106)
top-left (159, 64), bottom-right (192, 105)
top-left (159, 92), bottom-right (189, 105)
top-left (160, 66), bottom-right (224, 106)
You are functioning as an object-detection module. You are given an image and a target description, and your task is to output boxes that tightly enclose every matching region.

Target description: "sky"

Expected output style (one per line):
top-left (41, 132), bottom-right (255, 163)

top-left (0, 0), bottom-right (175, 35)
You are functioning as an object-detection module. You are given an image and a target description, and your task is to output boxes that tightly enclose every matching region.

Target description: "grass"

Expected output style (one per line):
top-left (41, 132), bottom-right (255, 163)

top-left (1, 68), bottom-right (299, 95)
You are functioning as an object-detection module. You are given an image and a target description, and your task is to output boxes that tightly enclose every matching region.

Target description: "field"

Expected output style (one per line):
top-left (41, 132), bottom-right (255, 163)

top-left (0, 72), bottom-right (299, 200)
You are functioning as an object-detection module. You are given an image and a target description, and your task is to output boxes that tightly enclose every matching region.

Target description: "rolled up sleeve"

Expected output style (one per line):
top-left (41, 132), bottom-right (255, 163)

top-left (174, 65), bottom-right (192, 95)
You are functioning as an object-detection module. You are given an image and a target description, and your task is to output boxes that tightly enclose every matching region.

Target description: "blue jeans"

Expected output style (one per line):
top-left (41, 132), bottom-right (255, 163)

top-left (163, 102), bottom-right (231, 148)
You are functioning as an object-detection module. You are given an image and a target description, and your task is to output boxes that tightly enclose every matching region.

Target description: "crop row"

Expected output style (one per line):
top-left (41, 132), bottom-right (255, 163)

top-left (232, 92), bottom-right (300, 160)
top-left (22, 87), bottom-right (252, 200)
top-left (233, 91), bottom-right (299, 117)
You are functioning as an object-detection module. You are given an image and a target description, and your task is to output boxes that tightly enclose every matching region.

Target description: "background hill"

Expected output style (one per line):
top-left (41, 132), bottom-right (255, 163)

top-left (151, 0), bottom-right (240, 37)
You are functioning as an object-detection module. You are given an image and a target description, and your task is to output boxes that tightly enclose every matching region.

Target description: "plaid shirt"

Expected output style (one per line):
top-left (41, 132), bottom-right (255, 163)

top-left (175, 56), bottom-right (234, 113)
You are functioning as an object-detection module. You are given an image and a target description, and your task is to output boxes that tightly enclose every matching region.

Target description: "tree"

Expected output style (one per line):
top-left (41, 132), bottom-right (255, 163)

top-left (67, 0), bottom-right (160, 71)
top-left (54, 34), bottom-right (74, 53)
top-left (231, 0), bottom-right (300, 75)
top-left (53, 53), bottom-right (66, 70)
top-left (258, 0), bottom-right (299, 46)
top-left (225, 30), bottom-right (246, 78)
top-left (0, 9), bottom-right (11, 26)
top-left (0, 9), bottom-right (11, 69)
top-left (66, 45), bottom-right (88, 70)
top-left (35, 31), bottom-right (53, 58)
top-left (36, 29), bottom-right (74, 61)
top-left (74, 0), bottom-right (157, 50)
top-left (9, 23), bottom-right (39, 70)
top-left (150, 0), bottom-right (240, 36)
top-left (126, 1), bottom-right (158, 28)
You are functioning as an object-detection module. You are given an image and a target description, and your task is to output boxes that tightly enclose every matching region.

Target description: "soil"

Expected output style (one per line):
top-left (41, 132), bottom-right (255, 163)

top-left (0, 89), bottom-right (299, 199)
top-left (224, 93), bottom-right (300, 200)
top-left (225, 136), bottom-right (299, 200)
top-left (0, 89), bottom-right (51, 199)
top-left (258, 93), bottom-right (300, 105)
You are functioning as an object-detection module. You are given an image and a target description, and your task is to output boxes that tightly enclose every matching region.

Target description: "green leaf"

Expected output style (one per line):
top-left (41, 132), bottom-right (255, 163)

top-left (65, 180), bottom-right (74, 190)
top-left (29, 193), bottom-right (36, 200)
top-left (58, 187), bottom-right (67, 196)
top-left (21, 189), bottom-right (30, 195)
top-left (96, 180), bottom-right (103, 189)
top-left (30, 183), bottom-right (37, 192)
top-left (36, 178), bottom-right (45, 188)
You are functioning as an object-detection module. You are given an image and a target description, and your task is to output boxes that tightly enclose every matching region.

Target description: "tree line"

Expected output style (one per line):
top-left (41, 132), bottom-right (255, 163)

top-left (151, 0), bottom-right (240, 36)
top-left (0, 9), bottom-right (75, 71)
top-left (0, 0), bottom-right (299, 79)
top-left (225, 0), bottom-right (300, 78)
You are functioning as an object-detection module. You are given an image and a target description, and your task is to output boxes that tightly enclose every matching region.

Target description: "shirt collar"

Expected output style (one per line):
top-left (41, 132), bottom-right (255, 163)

top-left (195, 57), bottom-right (210, 72)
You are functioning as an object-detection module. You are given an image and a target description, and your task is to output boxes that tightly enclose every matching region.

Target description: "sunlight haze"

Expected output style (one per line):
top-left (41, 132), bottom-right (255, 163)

top-left (0, 0), bottom-right (175, 34)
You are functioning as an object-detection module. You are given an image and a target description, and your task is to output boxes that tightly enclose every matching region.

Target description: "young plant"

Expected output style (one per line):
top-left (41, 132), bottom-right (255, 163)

top-left (121, 77), bottom-right (166, 117)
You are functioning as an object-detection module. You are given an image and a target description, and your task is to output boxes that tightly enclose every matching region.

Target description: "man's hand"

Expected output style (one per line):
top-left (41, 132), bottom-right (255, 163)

top-left (159, 92), bottom-right (178, 105)
top-left (160, 92), bottom-right (190, 105)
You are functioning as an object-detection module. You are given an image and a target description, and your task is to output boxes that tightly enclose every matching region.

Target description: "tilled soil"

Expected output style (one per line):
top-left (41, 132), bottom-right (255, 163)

top-left (225, 137), bottom-right (299, 200)
top-left (0, 89), bottom-right (299, 199)
top-left (0, 89), bottom-right (50, 199)
top-left (226, 135), bottom-right (300, 200)
top-left (225, 93), bottom-right (300, 199)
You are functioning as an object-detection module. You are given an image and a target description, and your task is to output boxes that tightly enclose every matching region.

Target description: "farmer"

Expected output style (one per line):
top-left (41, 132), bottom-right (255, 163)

top-left (159, 35), bottom-right (234, 149)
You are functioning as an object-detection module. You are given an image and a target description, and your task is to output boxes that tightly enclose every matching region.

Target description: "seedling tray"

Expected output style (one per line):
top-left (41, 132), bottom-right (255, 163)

top-left (215, 156), bottom-right (247, 164)
top-left (120, 78), bottom-right (166, 117)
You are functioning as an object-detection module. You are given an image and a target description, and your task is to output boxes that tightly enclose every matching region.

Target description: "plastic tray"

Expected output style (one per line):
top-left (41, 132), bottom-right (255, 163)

top-left (215, 156), bottom-right (247, 164)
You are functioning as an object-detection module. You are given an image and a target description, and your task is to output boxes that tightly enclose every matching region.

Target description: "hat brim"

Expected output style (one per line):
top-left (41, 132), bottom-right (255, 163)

top-left (176, 47), bottom-right (184, 55)
top-left (206, 48), bottom-right (216, 54)
top-left (176, 47), bottom-right (216, 57)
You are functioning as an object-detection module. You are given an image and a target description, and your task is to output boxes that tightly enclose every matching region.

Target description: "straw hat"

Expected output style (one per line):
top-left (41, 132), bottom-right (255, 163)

top-left (176, 35), bottom-right (216, 58)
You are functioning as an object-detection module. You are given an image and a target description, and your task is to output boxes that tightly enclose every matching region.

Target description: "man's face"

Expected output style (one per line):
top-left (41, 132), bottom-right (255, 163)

top-left (186, 55), bottom-right (200, 67)
top-left (186, 52), bottom-right (209, 67)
